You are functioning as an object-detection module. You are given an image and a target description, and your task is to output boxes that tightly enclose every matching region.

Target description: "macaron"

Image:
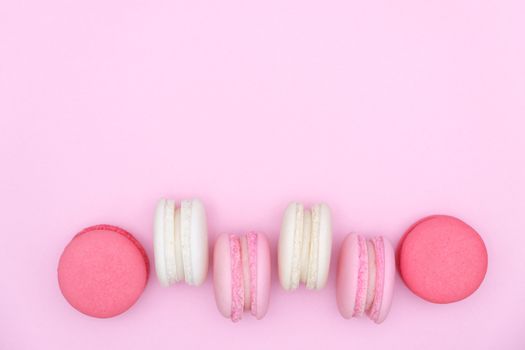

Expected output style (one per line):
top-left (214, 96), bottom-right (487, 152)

top-left (278, 202), bottom-right (332, 291)
top-left (213, 232), bottom-right (271, 322)
top-left (336, 234), bottom-right (395, 324)
top-left (398, 215), bottom-right (488, 304)
top-left (57, 225), bottom-right (149, 318)
top-left (154, 198), bottom-right (208, 287)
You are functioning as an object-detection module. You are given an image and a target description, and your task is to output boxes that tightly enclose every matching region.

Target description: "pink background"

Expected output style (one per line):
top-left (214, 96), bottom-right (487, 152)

top-left (1, 0), bottom-right (524, 349)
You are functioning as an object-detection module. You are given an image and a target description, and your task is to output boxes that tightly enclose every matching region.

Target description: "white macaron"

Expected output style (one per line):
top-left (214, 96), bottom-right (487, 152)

top-left (154, 198), bottom-right (208, 287)
top-left (278, 202), bottom-right (332, 290)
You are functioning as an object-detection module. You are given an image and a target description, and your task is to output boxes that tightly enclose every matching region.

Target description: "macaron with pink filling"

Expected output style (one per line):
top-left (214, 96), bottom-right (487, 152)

top-left (336, 233), bottom-right (395, 324)
top-left (58, 225), bottom-right (149, 318)
top-left (213, 232), bottom-right (271, 322)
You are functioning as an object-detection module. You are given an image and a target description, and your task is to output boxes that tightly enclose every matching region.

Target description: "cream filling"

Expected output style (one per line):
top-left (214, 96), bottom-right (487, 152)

top-left (290, 203), bottom-right (304, 289)
top-left (163, 201), bottom-right (187, 284)
top-left (180, 200), bottom-right (193, 284)
top-left (300, 210), bottom-right (311, 284)
top-left (306, 205), bottom-right (320, 289)
top-left (164, 200), bottom-right (178, 284)
top-left (290, 204), bottom-right (321, 290)
top-left (173, 207), bottom-right (184, 282)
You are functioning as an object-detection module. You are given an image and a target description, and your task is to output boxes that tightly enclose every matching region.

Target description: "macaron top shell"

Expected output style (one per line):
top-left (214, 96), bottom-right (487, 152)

top-left (278, 203), bottom-right (299, 290)
top-left (376, 237), bottom-right (395, 323)
top-left (399, 215), bottom-right (488, 304)
top-left (213, 234), bottom-right (232, 318)
top-left (255, 233), bottom-right (271, 319)
top-left (58, 225), bottom-right (149, 318)
top-left (184, 199), bottom-right (208, 286)
top-left (367, 237), bottom-right (395, 324)
top-left (154, 199), bottom-right (177, 287)
top-left (315, 204), bottom-right (332, 289)
top-left (336, 234), bottom-right (362, 318)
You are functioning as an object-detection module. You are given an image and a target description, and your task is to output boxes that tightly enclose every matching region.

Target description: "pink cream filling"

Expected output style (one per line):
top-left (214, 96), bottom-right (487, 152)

top-left (353, 235), bottom-right (369, 317)
top-left (229, 235), bottom-right (244, 322)
top-left (367, 237), bottom-right (385, 322)
top-left (230, 233), bottom-right (258, 321)
top-left (246, 232), bottom-right (258, 317)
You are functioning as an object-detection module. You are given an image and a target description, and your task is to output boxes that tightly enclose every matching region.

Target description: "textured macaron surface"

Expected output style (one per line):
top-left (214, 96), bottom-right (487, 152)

top-left (399, 215), bottom-right (488, 303)
top-left (58, 225), bottom-right (149, 318)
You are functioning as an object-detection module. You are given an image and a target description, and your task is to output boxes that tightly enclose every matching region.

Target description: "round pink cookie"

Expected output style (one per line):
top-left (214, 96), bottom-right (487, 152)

top-left (213, 232), bottom-right (270, 321)
top-left (58, 225), bottom-right (149, 318)
top-left (398, 215), bottom-right (488, 303)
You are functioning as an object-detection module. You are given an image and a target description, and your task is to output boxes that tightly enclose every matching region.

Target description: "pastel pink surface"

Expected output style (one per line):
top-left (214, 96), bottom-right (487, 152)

top-left (57, 225), bottom-right (149, 318)
top-left (1, 0), bottom-right (524, 348)
top-left (399, 215), bottom-right (488, 304)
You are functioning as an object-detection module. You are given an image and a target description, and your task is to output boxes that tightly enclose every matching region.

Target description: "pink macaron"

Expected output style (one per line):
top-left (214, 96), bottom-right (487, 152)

top-left (213, 232), bottom-right (271, 322)
top-left (58, 225), bottom-right (149, 318)
top-left (398, 215), bottom-right (488, 304)
top-left (336, 234), bottom-right (395, 324)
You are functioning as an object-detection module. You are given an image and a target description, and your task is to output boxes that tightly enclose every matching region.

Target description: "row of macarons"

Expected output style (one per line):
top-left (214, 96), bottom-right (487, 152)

top-left (57, 198), bottom-right (489, 323)
top-left (154, 199), bottom-right (394, 323)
